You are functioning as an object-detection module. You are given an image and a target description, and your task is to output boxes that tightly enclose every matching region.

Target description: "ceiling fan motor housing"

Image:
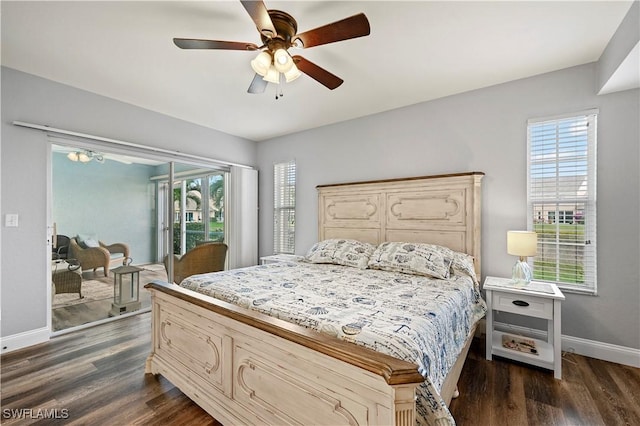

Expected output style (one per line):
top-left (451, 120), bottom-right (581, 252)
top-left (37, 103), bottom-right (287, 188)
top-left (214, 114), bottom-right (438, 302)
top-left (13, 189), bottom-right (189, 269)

top-left (261, 10), bottom-right (298, 49)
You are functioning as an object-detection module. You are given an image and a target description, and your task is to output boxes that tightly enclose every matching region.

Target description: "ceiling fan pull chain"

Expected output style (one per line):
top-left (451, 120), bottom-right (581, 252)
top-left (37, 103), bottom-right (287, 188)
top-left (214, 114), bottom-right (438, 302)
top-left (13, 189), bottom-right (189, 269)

top-left (275, 73), bottom-right (285, 100)
top-left (279, 73), bottom-right (284, 98)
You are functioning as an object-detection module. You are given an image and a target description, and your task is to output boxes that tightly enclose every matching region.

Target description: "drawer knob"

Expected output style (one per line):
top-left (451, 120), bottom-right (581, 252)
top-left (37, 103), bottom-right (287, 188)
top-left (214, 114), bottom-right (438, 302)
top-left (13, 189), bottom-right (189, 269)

top-left (512, 300), bottom-right (529, 307)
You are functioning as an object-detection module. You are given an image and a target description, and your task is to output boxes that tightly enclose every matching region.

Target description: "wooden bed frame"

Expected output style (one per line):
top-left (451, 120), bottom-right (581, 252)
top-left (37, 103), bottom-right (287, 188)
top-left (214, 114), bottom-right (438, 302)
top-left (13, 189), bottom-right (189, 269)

top-left (145, 171), bottom-right (484, 425)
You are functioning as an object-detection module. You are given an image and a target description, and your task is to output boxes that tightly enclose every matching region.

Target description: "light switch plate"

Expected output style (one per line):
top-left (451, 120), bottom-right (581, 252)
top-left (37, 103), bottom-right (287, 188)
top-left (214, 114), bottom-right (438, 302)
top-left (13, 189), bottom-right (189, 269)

top-left (5, 214), bottom-right (19, 227)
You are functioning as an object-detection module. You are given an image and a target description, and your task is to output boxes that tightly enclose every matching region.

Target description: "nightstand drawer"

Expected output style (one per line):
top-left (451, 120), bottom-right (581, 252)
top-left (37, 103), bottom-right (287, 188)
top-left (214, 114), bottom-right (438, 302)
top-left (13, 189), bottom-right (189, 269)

top-left (492, 292), bottom-right (553, 319)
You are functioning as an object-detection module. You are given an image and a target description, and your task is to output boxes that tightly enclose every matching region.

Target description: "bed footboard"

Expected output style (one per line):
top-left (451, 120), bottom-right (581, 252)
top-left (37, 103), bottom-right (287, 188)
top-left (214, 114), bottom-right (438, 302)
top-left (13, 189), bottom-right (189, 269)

top-left (145, 280), bottom-right (425, 426)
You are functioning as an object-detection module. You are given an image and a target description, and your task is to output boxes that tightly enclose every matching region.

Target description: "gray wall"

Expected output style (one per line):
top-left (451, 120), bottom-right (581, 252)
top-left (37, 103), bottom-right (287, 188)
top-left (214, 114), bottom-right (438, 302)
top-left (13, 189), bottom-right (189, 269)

top-left (2, 61), bottom-right (638, 353)
top-left (256, 62), bottom-right (640, 350)
top-left (1, 67), bottom-right (257, 338)
top-left (52, 152), bottom-right (157, 264)
top-left (597, 1), bottom-right (639, 91)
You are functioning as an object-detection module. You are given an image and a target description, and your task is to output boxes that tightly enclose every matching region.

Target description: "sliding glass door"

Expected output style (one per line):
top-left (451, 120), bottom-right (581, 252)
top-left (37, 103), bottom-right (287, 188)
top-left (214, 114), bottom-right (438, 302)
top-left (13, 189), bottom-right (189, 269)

top-left (159, 170), bottom-right (226, 256)
top-left (49, 138), bottom-right (249, 335)
top-left (50, 143), bottom-right (164, 333)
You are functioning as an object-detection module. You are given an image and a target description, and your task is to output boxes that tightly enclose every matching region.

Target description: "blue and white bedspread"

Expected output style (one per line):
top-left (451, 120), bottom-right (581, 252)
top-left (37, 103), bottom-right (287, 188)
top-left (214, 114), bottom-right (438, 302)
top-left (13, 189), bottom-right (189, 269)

top-left (181, 261), bottom-right (487, 425)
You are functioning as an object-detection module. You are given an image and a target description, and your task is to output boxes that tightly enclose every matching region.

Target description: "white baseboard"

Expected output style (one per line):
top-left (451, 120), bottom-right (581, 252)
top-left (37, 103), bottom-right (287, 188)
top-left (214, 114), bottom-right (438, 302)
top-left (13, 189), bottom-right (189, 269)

top-left (487, 320), bottom-right (640, 368)
top-left (561, 334), bottom-right (640, 368)
top-left (0, 327), bottom-right (50, 354)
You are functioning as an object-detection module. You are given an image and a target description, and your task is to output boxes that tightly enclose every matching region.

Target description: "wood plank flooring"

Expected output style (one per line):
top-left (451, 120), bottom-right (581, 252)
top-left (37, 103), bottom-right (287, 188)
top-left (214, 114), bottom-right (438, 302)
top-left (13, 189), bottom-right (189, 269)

top-left (2, 312), bottom-right (639, 425)
top-left (449, 336), bottom-right (640, 425)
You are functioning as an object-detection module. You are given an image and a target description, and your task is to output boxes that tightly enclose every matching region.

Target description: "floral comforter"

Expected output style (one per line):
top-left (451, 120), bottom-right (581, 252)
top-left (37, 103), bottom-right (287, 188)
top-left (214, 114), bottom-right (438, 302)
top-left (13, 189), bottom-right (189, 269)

top-left (181, 260), bottom-right (486, 425)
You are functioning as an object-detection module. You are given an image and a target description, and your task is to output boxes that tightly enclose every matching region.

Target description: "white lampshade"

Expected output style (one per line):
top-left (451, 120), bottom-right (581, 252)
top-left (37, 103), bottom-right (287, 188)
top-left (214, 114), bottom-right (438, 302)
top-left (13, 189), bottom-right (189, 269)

top-left (67, 152), bottom-right (79, 162)
top-left (273, 48), bottom-right (294, 73)
top-left (250, 51), bottom-right (272, 76)
top-left (507, 231), bottom-right (537, 257)
top-left (283, 63), bottom-right (302, 82)
top-left (508, 231), bottom-right (537, 285)
top-left (262, 65), bottom-right (280, 84)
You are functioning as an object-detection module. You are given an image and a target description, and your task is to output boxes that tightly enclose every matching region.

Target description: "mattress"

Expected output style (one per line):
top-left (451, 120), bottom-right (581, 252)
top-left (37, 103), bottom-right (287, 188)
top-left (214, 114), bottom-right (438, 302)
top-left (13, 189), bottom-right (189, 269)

top-left (181, 260), bottom-right (487, 425)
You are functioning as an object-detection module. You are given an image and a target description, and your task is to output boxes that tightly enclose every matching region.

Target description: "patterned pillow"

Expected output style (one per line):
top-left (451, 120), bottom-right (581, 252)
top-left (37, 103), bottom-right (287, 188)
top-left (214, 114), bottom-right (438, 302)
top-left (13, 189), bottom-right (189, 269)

top-left (450, 251), bottom-right (478, 284)
top-left (304, 239), bottom-right (376, 269)
top-left (367, 242), bottom-right (452, 279)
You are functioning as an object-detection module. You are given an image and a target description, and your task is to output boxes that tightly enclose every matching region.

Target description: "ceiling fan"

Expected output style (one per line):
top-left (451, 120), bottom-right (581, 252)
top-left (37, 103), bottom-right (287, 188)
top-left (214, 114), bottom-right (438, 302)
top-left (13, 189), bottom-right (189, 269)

top-left (58, 147), bottom-right (132, 165)
top-left (173, 0), bottom-right (370, 95)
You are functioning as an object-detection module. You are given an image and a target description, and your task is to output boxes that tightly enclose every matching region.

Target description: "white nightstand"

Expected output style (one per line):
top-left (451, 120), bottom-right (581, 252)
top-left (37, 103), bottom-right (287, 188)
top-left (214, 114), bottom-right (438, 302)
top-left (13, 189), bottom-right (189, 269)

top-left (260, 254), bottom-right (304, 265)
top-left (484, 276), bottom-right (565, 379)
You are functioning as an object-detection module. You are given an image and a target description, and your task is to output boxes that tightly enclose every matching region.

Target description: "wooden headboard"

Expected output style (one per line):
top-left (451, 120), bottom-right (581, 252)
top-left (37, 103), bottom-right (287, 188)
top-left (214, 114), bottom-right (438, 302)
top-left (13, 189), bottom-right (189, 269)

top-left (317, 172), bottom-right (484, 276)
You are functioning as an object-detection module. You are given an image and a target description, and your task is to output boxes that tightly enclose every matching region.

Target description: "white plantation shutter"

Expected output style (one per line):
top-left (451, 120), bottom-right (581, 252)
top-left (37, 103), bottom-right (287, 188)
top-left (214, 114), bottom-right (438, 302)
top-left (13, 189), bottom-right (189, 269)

top-left (273, 161), bottom-right (296, 254)
top-left (527, 110), bottom-right (597, 293)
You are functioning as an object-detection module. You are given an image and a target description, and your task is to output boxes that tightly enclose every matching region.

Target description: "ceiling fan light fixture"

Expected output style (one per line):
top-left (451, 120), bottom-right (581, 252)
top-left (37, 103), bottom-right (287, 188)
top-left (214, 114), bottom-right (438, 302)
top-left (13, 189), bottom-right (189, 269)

top-left (284, 64), bottom-right (301, 82)
top-left (263, 65), bottom-right (280, 84)
top-left (250, 51), bottom-right (272, 76)
top-left (67, 151), bottom-right (92, 162)
top-left (66, 149), bottom-right (103, 163)
top-left (273, 48), bottom-right (294, 73)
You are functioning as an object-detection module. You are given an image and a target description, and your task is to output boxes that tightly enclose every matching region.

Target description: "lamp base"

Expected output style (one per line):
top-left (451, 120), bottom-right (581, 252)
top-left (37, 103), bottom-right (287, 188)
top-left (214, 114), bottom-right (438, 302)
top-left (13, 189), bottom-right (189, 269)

top-left (512, 259), bottom-right (532, 286)
top-left (109, 301), bottom-right (141, 317)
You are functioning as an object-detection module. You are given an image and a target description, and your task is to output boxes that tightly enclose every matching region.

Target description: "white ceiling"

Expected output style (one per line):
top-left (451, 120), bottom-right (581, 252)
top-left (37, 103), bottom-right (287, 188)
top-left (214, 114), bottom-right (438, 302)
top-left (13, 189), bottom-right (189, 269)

top-left (2, 1), bottom-right (635, 142)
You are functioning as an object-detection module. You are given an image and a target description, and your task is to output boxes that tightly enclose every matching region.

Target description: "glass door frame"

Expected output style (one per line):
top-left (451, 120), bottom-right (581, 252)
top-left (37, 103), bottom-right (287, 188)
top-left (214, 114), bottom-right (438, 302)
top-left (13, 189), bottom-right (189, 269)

top-left (156, 169), bottom-right (227, 260)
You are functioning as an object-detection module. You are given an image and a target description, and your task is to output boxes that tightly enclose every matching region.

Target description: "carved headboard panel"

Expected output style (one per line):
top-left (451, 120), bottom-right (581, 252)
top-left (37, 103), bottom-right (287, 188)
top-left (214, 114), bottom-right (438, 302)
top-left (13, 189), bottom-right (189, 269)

top-left (317, 172), bottom-right (484, 276)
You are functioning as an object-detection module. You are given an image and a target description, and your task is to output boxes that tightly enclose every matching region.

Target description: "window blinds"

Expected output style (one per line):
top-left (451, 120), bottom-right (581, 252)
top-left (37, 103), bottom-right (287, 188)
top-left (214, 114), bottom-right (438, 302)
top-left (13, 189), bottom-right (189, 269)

top-left (527, 110), bottom-right (597, 293)
top-left (273, 161), bottom-right (296, 254)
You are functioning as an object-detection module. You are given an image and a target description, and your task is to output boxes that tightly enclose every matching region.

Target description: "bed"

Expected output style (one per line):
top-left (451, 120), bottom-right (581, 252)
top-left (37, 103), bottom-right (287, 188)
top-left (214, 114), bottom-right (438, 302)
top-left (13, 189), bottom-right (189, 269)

top-left (145, 171), bottom-right (485, 425)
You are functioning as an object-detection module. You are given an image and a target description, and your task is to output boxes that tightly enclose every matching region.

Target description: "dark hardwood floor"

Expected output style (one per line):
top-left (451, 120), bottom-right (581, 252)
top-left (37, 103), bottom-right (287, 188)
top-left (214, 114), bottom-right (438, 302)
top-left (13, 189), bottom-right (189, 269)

top-left (450, 336), bottom-right (640, 426)
top-left (1, 312), bottom-right (638, 425)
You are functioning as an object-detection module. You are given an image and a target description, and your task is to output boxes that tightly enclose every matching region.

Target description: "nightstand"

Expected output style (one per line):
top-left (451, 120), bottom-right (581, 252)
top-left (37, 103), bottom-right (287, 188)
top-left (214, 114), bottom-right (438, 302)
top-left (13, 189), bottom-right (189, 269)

top-left (484, 276), bottom-right (565, 379)
top-left (260, 254), bottom-right (304, 265)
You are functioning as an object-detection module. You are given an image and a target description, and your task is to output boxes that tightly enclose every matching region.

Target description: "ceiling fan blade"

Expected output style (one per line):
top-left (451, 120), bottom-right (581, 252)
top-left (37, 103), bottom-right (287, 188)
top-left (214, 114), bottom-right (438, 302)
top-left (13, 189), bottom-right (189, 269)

top-left (247, 74), bottom-right (268, 94)
top-left (293, 13), bottom-right (370, 49)
top-left (173, 38), bottom-right (258, 51)
top-left (240, 1), bottom-right (277, 38)
top-left (292, 56), bottom-right (343, 90)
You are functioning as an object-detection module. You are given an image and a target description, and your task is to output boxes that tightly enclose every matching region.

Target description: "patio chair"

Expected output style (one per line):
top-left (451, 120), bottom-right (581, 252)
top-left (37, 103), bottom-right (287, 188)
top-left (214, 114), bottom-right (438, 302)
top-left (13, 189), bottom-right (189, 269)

top-left (52, 234), bottom-right (71, 260)
top-left (69, 238), bottom-right (130, 277)
top-left (164, 242), bottom-right (227, 284)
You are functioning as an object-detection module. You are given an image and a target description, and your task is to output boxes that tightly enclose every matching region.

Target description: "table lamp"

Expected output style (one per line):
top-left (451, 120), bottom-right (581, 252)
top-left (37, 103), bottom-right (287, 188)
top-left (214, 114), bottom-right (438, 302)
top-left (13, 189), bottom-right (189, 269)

top-left (507, 231), bottom-right (537, 285)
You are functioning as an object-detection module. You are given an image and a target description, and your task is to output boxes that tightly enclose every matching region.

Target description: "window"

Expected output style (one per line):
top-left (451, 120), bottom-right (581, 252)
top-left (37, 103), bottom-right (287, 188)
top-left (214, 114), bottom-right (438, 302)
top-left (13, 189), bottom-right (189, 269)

top-left (527, 110), bottom-right (597, 293)
top-left (273, 160), bottom-right (296, 254)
